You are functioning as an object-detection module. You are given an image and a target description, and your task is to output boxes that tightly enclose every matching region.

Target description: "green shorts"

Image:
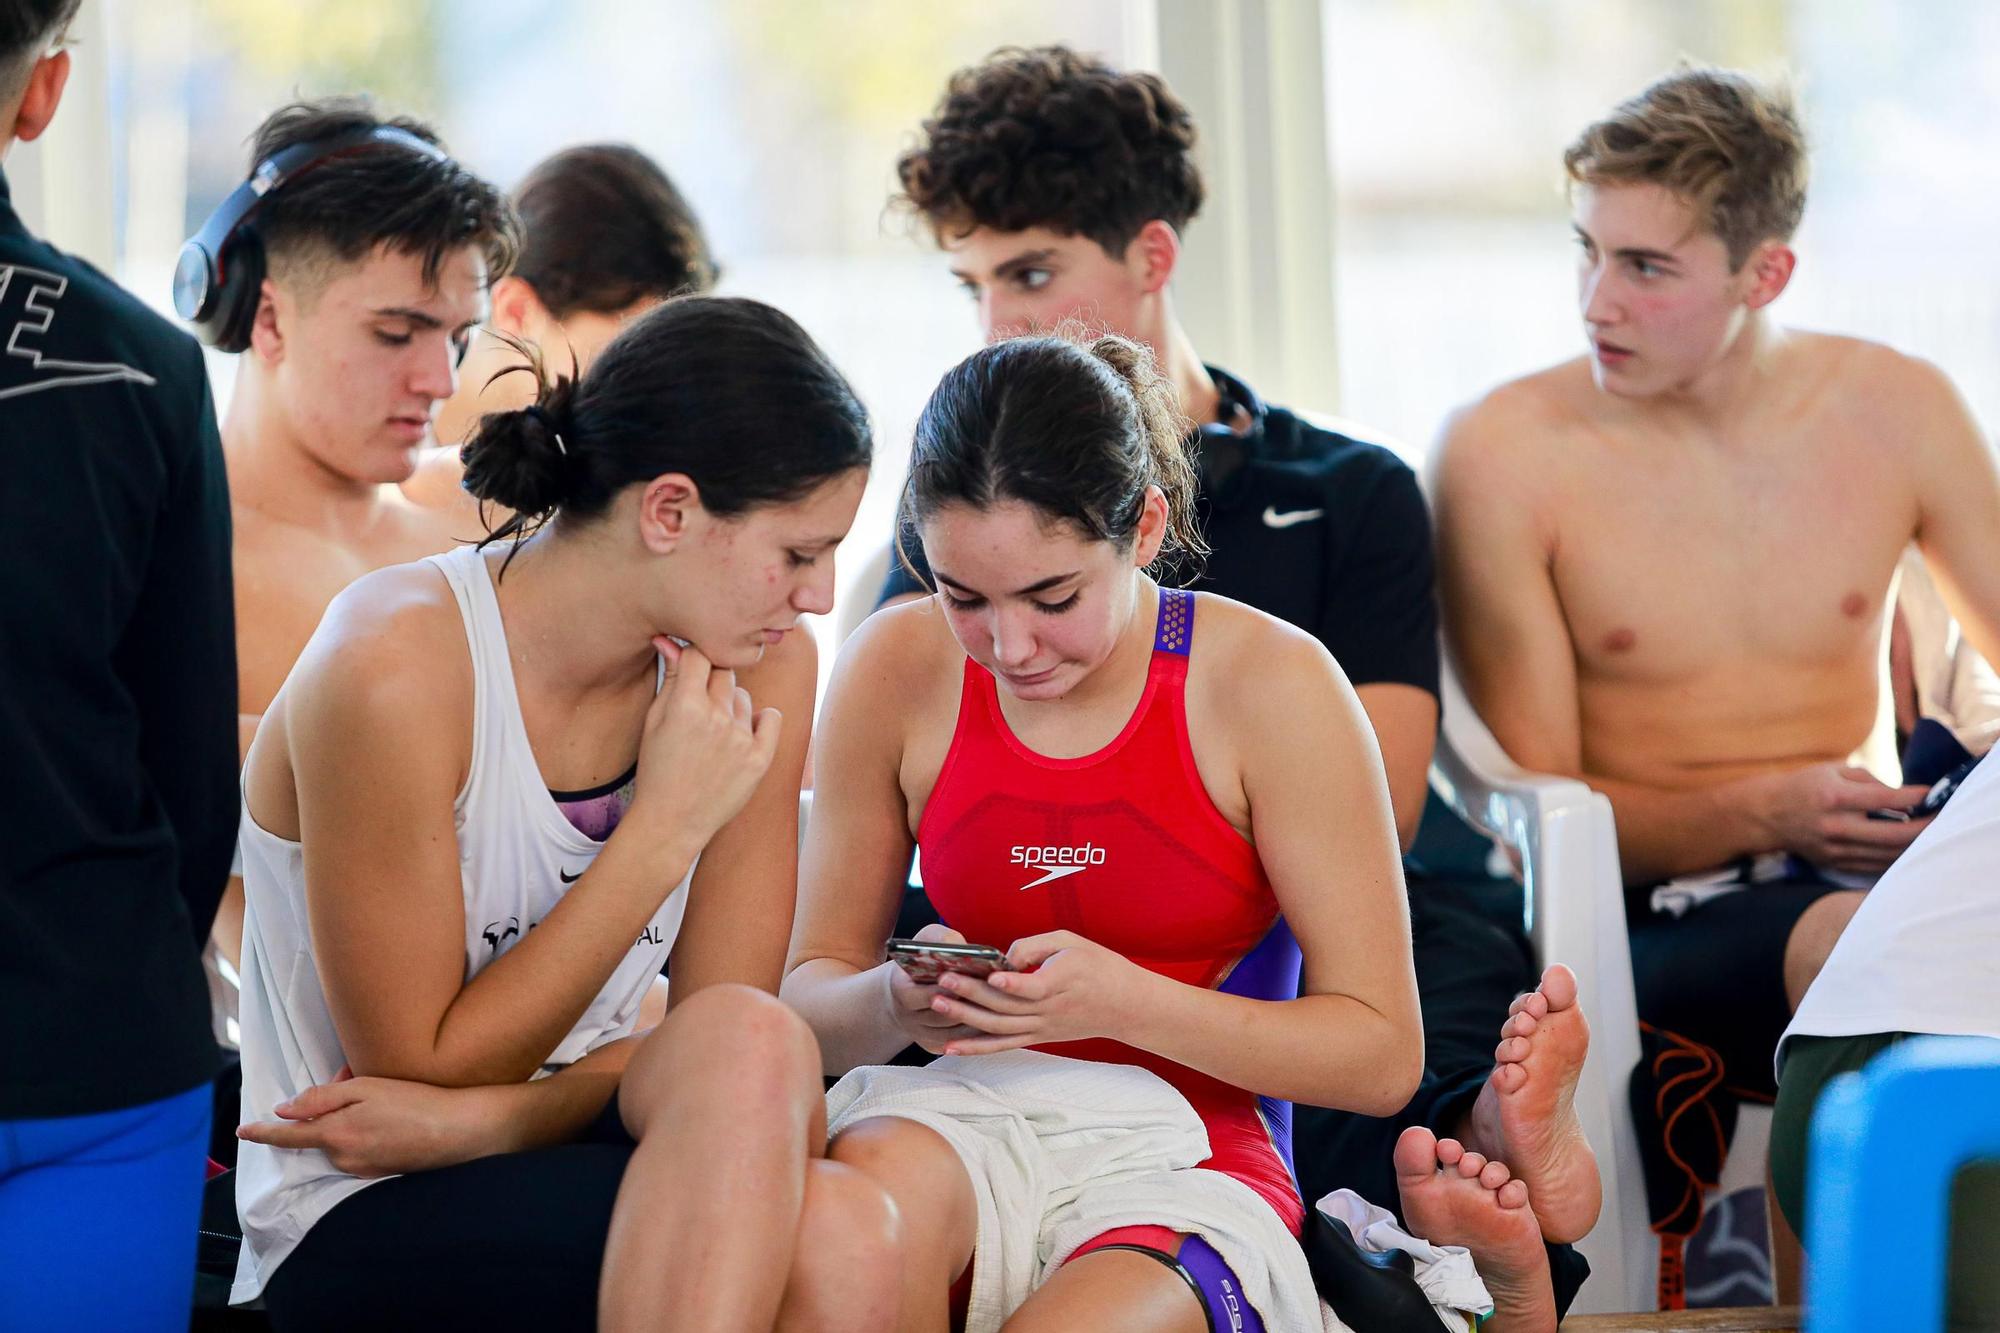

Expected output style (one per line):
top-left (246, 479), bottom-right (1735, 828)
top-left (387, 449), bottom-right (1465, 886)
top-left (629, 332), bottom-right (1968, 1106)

top-left (1774, 1031), bottom-right (2000, 1331)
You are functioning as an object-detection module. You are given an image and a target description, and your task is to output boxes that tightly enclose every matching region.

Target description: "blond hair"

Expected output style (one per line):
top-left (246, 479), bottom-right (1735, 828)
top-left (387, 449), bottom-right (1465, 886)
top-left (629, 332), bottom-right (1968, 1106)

top-left (1565, 65), bottom-right (1808, 268)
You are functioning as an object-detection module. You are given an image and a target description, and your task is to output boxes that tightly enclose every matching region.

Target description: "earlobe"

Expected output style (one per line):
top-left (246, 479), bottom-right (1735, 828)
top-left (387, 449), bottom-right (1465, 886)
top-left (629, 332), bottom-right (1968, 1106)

top-left (1134, 220), bottom-right (1181, 295)
top-left (1133, 485), bottom-right (1171, 566)
top-left (13, 51), bottom-right (71, 142)
top-left (248, 280), bottom-right (285, 364)
top-left (1746, 243), bottom-right (1797, 310)
top-left (637, 473), bottom-right (702, 556)
top-left (488, 276), bottom-right (545, 340)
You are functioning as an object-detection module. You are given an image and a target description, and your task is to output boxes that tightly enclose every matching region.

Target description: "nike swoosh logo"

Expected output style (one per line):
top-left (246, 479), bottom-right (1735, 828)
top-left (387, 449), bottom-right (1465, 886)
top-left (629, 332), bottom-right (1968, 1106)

top-left (559, 869), bottom-right (582, 884)
top-left (1262, 506), bottom-right (1325, 529)
top-left (1019, 863), bottom-right (1088, 891)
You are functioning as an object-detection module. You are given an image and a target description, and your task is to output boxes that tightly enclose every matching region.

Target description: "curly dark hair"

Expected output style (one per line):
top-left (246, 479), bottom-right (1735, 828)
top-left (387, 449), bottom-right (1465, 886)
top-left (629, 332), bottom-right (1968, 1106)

top-left (895, 45), bottom-right (1203, 256)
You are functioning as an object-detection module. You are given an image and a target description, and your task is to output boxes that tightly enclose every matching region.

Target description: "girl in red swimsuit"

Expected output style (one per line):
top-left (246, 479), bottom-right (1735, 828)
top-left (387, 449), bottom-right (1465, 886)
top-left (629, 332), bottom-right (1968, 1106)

top-left (784, 335), bottom-right (1422, 1331)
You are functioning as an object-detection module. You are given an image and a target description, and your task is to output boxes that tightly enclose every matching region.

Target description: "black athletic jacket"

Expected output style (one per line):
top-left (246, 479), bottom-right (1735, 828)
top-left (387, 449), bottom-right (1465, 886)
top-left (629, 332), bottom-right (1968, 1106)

top-left (1, 168), bottom-right (235, 1119)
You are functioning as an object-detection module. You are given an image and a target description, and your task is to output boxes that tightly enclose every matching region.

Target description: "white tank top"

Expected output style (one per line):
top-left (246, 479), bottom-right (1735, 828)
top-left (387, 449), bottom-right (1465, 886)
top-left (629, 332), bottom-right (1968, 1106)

top-left (231, 544), bottom-right (688, 1303)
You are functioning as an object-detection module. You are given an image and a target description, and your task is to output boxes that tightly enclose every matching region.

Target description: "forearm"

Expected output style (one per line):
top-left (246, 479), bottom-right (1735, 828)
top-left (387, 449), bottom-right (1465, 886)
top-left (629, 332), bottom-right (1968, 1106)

top-left (1123, 976), bottom-right (1423, 1116)
top-left (1583, 770), bottom-right (1774, 885)
top-left (402, 823), bottom-right (702, 1086)
top-left (782, 958), bottom-right (906, 1075)
top-left (483, 1037), bottom-right (638, 1155)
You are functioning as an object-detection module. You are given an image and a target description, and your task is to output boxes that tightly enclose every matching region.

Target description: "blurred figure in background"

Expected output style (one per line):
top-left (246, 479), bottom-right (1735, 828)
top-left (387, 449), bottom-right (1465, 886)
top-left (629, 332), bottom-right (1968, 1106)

top-left (403, 142), bottom-right (718, 534)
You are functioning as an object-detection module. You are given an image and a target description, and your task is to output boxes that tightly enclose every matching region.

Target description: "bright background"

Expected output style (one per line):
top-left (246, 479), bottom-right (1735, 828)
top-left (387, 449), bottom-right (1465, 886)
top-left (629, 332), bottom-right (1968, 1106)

top-left (11, 0), bottom-right (1999, 681)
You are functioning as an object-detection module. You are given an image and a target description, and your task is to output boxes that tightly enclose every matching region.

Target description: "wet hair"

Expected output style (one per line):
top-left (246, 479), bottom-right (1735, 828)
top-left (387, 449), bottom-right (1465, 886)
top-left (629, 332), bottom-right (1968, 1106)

top-left (511, 144), bottom-right (718, 320)
top-left (900, 333), bottom-right (1205, 582)
top-left (894, 45), bottom-right (1203, 257)
top-left (1, 0), bottom-right (80, 96)
top-left (1565, 65), bottom-right (1808, 269)
top-left (460, 295), bottom-right (871, 557)
top-left (245, 97), bottom-right (518, 292)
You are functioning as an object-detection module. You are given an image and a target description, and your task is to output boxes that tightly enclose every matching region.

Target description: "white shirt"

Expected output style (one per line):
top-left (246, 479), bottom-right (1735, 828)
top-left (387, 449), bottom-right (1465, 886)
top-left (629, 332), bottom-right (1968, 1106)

top-left (231, 545), bottom-right (686, 1303)
top-left (1780, 748), bottom-right (2000, 1077)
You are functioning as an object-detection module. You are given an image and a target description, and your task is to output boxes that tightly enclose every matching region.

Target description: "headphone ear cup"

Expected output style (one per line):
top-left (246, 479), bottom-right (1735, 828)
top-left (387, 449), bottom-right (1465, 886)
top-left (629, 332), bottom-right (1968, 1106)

top-left (209, 228), bottom-right (267, 354)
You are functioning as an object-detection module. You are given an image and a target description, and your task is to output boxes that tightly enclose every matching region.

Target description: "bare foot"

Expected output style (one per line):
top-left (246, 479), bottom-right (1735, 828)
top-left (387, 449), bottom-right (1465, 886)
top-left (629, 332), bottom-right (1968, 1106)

top-left (1464, 963), bottom-right (1601, 1243)
top-left (1395, 1127), bottom-right (1557, 1333)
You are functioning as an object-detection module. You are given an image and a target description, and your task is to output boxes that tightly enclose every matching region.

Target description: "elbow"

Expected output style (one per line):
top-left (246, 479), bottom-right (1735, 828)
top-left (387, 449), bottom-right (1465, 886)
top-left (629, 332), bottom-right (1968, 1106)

top-left (1354, 1025), bottom-right (1425, 1118)
top-left (1351, 1047), bottom-right (1424, 1119)
top-left (1386, 1040), bottom-right (1426, 1112)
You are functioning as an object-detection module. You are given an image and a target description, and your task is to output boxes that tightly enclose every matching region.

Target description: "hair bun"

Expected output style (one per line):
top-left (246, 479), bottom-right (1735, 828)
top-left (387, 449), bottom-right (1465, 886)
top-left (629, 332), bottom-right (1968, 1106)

top-left (460, 374), bottom-right (579, 519)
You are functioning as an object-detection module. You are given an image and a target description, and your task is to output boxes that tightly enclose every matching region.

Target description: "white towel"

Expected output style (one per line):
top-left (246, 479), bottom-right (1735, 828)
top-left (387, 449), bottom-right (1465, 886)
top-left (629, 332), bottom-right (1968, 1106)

top-left (1314, 1189), bottom-right (1492, 1332)
top-left (825, 1051), bottom-right (1338, 1332)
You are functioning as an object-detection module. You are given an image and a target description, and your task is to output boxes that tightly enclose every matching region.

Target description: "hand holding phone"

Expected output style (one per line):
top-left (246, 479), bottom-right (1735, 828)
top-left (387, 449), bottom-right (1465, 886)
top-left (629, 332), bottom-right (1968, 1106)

top-left (882, 928), bottom-right (1001, 1054)
top-left (1865, 754), bottom-right (1982, 822)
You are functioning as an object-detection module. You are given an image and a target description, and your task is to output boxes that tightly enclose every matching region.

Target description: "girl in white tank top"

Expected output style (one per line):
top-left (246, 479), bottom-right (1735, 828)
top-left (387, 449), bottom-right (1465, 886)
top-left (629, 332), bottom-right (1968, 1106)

top-left (228, 297), bottom-right (891, 1330)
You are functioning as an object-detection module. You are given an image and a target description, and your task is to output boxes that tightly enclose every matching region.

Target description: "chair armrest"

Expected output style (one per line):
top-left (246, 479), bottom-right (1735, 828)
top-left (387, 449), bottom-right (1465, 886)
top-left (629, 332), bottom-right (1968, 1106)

top-left (1426, 663), bottom-right (1658, 1314)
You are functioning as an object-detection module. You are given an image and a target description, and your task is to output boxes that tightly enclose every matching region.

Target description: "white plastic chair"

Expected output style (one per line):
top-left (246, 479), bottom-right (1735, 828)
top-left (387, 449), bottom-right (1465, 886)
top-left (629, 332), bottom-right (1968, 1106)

top-left (1428, 661), bottom-right (1658, 1314)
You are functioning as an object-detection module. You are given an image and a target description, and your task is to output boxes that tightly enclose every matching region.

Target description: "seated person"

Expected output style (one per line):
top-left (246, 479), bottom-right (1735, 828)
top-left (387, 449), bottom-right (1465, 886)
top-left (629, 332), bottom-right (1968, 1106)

top-left (209, 98), bottom-right (515, 987)
top-left (1435, 65), bottom-right (2000, 1105)
top-left (404, 141), bottom-right (718, 531)
top-left (230, 297), bottom-right (893, 1329)
top-left (873, 44), bottom-right (1597, 1306)
top-left (784, 334), bottom-right (1561, 1332)
top-left (1772, 747), bottom-right (1999, 1328)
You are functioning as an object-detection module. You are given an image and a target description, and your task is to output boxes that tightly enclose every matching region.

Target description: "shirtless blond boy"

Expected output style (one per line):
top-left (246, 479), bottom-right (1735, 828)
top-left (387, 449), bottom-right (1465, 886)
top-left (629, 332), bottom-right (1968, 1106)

top-left (1436, 67), bottom-right (2000, 1096)
top-left (207, 99), bottom-right (517, 970)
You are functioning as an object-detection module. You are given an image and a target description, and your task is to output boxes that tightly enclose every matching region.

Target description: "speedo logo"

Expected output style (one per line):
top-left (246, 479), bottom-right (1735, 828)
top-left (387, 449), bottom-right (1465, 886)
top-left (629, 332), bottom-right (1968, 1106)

top-left (1011, 842), bottom-right (1106, 890)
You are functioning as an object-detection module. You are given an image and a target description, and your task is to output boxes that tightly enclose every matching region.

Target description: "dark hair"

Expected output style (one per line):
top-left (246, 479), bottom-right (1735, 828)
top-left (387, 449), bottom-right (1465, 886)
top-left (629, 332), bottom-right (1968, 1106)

top-left (895, 45), bottom-right (1203, 256)
top-left (1, 0), bottom-right (80, 87)
top-left (901, 333), bottom-right (1205, 580)
top-left (1565, 65), bottom-right (1808, 268)
top-left (246, 97), bottom-right (518, 289)
top-left (460, 295), bottom-right (871, 551)
top-left (512, 144), bottom-right (718, 319)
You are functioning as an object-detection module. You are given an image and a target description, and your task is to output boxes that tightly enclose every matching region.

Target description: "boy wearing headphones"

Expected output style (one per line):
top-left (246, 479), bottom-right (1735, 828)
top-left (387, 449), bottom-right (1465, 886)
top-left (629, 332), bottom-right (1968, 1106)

top-left (192, 99), bottom-right (516, 975)
top-left (1, 3), bottom-right (237, 1325)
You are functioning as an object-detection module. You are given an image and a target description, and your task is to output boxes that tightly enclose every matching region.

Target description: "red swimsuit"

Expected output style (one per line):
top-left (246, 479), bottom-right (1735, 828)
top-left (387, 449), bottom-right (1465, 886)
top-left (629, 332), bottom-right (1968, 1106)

top-left (918, 587), bottom-right (1305, 1235)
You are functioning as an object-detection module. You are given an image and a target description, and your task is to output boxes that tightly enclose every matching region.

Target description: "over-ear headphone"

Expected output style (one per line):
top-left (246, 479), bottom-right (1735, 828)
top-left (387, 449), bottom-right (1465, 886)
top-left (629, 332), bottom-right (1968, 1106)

top-left (172, 125), bottom-right (451, 352)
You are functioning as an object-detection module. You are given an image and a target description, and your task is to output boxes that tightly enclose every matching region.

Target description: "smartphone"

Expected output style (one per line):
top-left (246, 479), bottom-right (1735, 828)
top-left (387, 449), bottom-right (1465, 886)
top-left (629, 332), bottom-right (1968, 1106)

top-left (885, 938), bottom-right (1012, 984)
top-left (1866, 754), bottom-right (1983, 822)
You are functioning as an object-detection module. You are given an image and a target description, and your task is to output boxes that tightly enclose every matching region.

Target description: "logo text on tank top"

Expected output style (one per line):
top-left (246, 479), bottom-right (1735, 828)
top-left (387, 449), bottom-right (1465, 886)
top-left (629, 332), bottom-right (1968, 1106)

top-left (1011, 842), bottom-right (1106, 890)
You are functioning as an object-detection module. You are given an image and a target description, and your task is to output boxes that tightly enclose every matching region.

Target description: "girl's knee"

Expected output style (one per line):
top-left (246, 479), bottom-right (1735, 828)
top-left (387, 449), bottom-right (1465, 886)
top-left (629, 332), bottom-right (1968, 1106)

top-left (801, 1159), bottom-right (902, 1267)
top-left (620, 984), bottom-right (822, 1133)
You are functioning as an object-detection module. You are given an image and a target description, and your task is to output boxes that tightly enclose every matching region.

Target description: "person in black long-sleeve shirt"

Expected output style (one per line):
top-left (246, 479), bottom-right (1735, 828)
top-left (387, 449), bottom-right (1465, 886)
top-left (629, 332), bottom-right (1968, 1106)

top-left (0, 4), bottom-right (237, 1326)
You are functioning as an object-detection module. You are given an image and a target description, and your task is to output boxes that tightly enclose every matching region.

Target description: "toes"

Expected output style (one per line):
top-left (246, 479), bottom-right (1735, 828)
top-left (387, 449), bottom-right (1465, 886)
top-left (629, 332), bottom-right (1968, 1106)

top-left (1494, 1035), bottom-right (1531, 1064)
top-left (1502, 1011), bottom-right (1540, 1040)
top-left (1490, 1062), bottom-right (1528, 1095)
top-left (1456, 1151), bottom-right (1489, 1179)
top-left (1539, 964), bottom-right (1579, 1011)
top-left (1478, 1159), bottom-right (1512, 1191)
top-left (1434, 1137), bottom-right (1466, 1167)
top-left (1517, 990), bottom-right (1551, 1021)
top-left (1393, 1126), bottom-right (1440, 1181)
top-left (1497, 1178), bottom-right (1532, 1210)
